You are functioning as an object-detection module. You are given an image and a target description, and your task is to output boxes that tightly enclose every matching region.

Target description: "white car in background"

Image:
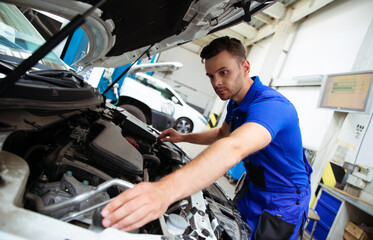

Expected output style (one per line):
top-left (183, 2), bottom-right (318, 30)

top-left (121, 71), bottom-right (208, 133)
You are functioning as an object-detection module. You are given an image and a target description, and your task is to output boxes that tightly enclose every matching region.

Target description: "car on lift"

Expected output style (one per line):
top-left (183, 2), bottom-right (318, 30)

top-left (87, 62), bottom-right (207, 133)
top-left (0, 0), bottom-right (277, 239)
top-left (119, 71), bottom-right (208, 133)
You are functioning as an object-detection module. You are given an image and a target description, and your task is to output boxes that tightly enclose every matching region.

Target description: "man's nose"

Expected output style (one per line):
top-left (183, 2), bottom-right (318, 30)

top-left (212, 76), bottom-right (222, 87)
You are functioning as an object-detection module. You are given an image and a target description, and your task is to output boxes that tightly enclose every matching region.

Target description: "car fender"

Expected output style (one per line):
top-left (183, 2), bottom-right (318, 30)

top-left (119, 77), bottom-right (168, 112)
top-left (173, 104), bottom-right (207, 133)
top-left (117, 96), bottom-right (152, 124)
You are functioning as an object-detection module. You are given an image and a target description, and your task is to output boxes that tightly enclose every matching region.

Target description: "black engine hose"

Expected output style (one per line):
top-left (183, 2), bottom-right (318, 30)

top-left (142, 154), bottom-right (161, 181)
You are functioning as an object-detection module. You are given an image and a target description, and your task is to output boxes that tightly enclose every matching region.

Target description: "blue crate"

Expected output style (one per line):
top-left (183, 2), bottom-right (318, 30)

top-left (227, 160), bottom-right (245, 180)
top-left (306, 190), bottom-right (342, 240)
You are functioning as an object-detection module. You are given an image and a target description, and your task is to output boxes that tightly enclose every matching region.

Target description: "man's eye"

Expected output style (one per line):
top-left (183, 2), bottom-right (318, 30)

top-left (220, 70), bottom-right (228, 75)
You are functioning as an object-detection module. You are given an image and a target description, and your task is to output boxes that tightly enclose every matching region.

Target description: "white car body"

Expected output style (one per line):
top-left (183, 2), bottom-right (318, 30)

top-left (121, 72), bottom-right (208, 133)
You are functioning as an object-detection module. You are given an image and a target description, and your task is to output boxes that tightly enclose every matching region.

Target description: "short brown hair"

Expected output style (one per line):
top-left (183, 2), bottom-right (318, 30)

top-left (200, 36), bottom-right (246, 63)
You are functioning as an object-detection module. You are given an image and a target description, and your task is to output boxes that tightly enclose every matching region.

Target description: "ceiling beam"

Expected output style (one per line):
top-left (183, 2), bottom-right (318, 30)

top-left (263, 1), bottom-right (286, 19)
top-left (253, 12), bottom-right (274, 25)
top-left (246, 23), bottom-right (276, 46)
top-left (229, 22), bottom-right (258, 40)
top-left (191, 0), bottom-right (337, 50)
top-left (290, 0), bottom-right (335, 23)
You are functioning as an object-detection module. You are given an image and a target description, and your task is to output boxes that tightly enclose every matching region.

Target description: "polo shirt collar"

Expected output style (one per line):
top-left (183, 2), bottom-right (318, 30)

top-left (233, 76), bottom-right (262, 111)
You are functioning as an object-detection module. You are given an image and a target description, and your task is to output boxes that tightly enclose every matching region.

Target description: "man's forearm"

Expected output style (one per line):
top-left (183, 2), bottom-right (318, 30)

top-left (158, 122), bottom-right (272, 204)
top-left (182, 126), bottom-right (228, 145)
top-left (157, 136), bottom-right (242, 205)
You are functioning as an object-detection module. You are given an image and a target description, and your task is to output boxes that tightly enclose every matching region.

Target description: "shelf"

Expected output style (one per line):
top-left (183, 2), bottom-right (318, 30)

top-left (319, 183), bottom-right (373, 216)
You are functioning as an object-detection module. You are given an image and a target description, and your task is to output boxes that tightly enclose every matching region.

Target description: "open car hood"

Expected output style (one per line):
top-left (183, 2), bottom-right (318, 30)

top-left (4, 0), bottom-right (276, 71)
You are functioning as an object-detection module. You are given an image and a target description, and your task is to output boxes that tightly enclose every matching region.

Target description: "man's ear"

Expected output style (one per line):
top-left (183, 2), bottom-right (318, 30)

top-left (242, 59), bottom-right (250, 75)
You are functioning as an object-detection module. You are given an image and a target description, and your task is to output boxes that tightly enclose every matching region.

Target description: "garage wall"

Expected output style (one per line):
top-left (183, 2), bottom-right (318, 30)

top-left (245, 0), bottom-right (373, 150)
top-left (279, 0), bottom-right (373, 79)
top-left (276, 87), bottom-right (332, 150)
top-left (247, 36), bottom-right (272, 78)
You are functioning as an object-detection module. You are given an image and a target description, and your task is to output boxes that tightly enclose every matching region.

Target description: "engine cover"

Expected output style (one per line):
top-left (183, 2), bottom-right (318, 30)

top-left (89, 119), bottom-right (143, 178)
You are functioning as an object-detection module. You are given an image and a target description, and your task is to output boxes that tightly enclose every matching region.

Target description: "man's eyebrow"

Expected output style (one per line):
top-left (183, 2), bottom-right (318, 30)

top-left (206, 67), bottom-right (227, 76)
top-left (216, 67), bottom-right (227, 72)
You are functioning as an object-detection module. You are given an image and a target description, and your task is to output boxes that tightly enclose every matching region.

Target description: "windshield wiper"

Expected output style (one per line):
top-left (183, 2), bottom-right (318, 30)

top-left (0, 0), bottom-right (106, 96)
top-left (0, 36), bottom-right (26, 51)
top-left (0, 59), bottom-right (17, 72)
top-left (24, 70), bottom-right (85, 88)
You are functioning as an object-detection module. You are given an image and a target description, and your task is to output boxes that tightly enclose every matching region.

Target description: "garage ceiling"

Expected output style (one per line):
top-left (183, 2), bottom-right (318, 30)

top-left (191, 0), bottom-right (335, 51)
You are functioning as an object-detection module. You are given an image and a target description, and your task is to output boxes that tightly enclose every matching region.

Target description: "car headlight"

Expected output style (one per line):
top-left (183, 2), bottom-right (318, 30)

top-left (161, 102), bottom-right (175, 115)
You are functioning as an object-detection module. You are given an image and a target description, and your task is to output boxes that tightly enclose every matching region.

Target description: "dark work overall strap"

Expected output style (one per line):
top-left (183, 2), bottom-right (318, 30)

top-left (260, 151), bottom-right (305, 191)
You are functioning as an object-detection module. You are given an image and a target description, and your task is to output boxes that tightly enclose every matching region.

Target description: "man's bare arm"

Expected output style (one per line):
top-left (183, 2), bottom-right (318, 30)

top-left (158, 121), bottom-right (230, 145)
top-left (101, 122), bottom-right (272, 231)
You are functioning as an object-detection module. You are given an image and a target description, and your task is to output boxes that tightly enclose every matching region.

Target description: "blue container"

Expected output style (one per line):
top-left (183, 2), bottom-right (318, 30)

top-left (306, 190), bottom-right (342, 240)
top-left (227, 160), bottom-right (245, 180)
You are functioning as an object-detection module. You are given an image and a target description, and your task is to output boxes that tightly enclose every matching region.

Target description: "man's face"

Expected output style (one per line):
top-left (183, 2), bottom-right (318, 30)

top-left (205, 50), bottom-right (249, 102)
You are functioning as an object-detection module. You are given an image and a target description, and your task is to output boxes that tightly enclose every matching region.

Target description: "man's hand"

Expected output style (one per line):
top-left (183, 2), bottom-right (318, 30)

top-left (101, 182), bottom-right (170, 231)
top-left (158, 128), bottom-right (184, 143)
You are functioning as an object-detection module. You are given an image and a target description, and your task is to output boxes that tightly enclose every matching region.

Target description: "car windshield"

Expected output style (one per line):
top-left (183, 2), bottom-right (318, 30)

top-left (0, 2), bottom-right (66, 70)
top-left (134, 73), bottom-right (181, 104)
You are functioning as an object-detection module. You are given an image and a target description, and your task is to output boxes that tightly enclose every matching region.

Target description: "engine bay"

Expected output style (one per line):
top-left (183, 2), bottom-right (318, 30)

top-left (0, 105), bottom-right (250, 239)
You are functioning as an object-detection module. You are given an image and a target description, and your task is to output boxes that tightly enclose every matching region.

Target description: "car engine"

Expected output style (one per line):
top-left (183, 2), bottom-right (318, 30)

top-left (0, 105), bottom-right (250, 240)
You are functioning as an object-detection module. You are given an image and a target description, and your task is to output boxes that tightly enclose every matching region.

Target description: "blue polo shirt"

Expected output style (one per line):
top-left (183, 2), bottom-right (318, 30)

top-left (225, 76), bottom-right (309, 189)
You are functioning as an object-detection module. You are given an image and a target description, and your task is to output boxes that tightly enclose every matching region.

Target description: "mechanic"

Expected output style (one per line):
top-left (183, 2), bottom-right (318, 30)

top-left (101, 36), bottom-right (312, 240)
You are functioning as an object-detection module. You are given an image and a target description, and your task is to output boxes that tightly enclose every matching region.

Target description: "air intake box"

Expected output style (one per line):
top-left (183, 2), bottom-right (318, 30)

top-left (89, 119), bottom-right (143, 178)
